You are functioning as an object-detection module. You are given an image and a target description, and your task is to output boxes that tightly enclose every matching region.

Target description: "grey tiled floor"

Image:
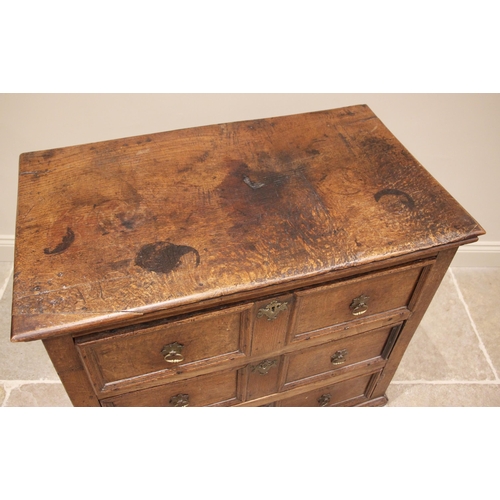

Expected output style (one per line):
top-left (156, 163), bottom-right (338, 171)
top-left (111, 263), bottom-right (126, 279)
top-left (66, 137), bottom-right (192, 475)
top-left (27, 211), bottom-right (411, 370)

top-left (1, 261), bottom-right (499, 406)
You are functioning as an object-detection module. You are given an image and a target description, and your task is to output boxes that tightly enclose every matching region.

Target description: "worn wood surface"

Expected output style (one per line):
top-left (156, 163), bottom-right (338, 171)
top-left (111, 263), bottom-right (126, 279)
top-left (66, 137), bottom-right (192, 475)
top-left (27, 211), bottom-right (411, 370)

top-left (12, 105), bottom-right (485, 341)
top-left (42, 336), bottom-right (100, 406)
top-left (278, 372), bottom-right (376, 407)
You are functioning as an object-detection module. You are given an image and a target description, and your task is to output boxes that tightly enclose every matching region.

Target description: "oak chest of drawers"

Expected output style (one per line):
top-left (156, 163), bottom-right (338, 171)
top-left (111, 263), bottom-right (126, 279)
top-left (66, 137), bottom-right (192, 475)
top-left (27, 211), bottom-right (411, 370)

top-left (11, 105), bottom-right (485, 407)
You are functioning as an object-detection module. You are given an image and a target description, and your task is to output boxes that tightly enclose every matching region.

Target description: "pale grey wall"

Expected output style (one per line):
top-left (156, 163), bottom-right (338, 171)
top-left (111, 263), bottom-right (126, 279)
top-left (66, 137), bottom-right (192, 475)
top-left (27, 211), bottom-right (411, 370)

top-left (1, 94), bottom-right (497, 261)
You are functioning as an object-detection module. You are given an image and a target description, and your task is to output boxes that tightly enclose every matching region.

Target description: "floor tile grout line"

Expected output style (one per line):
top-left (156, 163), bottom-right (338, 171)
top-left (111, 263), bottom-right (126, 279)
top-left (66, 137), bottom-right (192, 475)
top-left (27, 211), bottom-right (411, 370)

top-left (1, 381), bottom-right (63, 407)
top-left (1, 380), bottom-right (64, 407)
top-left (391, 380), bottom-right (500, 385)
top-left (1, 386), bottom-right (13, 407)
top-left (1, 380), bottom-right (62, 385)
top-left (0, 264), bottom-right (13, 301)
top-left (449, 268), bottom-right (500, 381)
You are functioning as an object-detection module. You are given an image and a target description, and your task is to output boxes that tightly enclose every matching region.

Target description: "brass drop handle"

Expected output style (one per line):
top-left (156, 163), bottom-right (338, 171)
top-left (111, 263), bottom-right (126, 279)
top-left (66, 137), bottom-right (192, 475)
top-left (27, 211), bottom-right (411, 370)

top-left (257, 300), bottom-right (288, 321)
top-left (350, 294), bottom-right (370, 316)
top-left (331, 348), bottom-right (348, 365)
top-left (169, 393), bottom-right (189, 407)
top-left (161, 342), bottom-right (184, 363)
top-left (318, 394), bottom-right (331, 407)
top-left (251, 359), bottom-right (278, 375)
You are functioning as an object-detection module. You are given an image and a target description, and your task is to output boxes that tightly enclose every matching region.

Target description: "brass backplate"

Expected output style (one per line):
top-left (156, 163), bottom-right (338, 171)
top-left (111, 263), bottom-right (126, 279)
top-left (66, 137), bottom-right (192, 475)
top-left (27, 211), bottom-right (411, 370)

top-left (257, 300), bottom-right (288, 321)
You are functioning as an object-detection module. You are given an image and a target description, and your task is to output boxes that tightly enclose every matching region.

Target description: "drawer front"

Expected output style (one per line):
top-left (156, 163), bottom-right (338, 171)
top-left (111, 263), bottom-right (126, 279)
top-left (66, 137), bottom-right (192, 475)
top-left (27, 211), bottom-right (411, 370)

top-left (245, 356), bottom-right (282, 400)
top-left (279, 372), bottom-right (380, 407)
top-left (77, 303), bottom-right (252, 392)
top-left (101, 369), bottom-right (242, 407)
top-left (284, 324), bottom-right (400, 387)
top-left (289, 262), bottom-right (427, 340)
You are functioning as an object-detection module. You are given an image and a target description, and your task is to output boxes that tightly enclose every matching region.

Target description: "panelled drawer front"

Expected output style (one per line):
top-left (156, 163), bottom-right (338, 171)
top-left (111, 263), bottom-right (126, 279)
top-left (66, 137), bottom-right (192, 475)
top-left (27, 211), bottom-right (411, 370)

top-left (77, 303), bottom-right (252, 392)
top-left (279, 372), bottom-right (379, 407)
top-left (284, 324), bottom-right (400, 387)
top-left (289, 263), bottom-right (427, 339)
top-left (101, 369), bottom-right (242, 407)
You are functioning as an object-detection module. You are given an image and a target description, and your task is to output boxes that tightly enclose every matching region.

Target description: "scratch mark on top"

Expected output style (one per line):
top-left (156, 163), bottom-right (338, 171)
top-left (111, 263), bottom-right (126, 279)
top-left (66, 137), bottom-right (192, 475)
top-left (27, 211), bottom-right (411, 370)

top-left (20, 169), bottom-right (53, 177)
top-left (243, 175), bottom-right (265, 189)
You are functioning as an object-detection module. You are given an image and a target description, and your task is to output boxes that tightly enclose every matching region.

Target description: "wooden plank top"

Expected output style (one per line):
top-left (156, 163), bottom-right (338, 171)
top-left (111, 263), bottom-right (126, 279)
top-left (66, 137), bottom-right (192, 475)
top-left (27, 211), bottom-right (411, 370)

top-left (11, 105), bottom-right (485, 341)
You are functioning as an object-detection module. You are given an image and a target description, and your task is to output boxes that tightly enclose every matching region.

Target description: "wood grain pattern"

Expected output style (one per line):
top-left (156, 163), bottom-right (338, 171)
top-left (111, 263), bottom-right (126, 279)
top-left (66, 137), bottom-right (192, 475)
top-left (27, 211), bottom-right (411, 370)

top-left (11, 105), bottom-right (485, 341)
top-left (42, 335), bottom-right (100, 406)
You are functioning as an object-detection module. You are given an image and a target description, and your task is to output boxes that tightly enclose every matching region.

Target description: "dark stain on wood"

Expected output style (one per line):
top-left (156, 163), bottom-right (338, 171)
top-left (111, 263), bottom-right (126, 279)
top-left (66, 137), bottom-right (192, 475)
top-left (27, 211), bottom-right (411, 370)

top-left (374, 188), bottom-right (415, 210)
top-left (361, 136), bottom-right (394, 155)
top-left (218, 161), bottom-right (290, 232)
top-left (135, 241), bottom-right (201, 274)
top-left (305, 148), bottom-right (321, 156)
top-left (197, 151), bottom-right (210, 163)
top-left (116, 212), bottom-right (142, 230)
top-left (119, 217), bottom-right (135, 229)
top-left (42, 150), bottom-right (55, 160)
top-left (218, 160), bottom-right (335, 247)
top-left (44, 227), bottom-right (75, 255)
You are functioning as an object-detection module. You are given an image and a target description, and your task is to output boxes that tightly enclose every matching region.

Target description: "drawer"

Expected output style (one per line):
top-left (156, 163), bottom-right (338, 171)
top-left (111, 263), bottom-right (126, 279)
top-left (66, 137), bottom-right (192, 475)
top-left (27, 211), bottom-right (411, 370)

top-left (284, 323), bottom-right (401, 387)
top-left (279, 371), bottom-right (380, 407)
top-left (101, 369), bottom-right (243, 407)
top-left (289, 261), bottom-right (430, 341)
top-left (76, 303), bottom-right (252, 393)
